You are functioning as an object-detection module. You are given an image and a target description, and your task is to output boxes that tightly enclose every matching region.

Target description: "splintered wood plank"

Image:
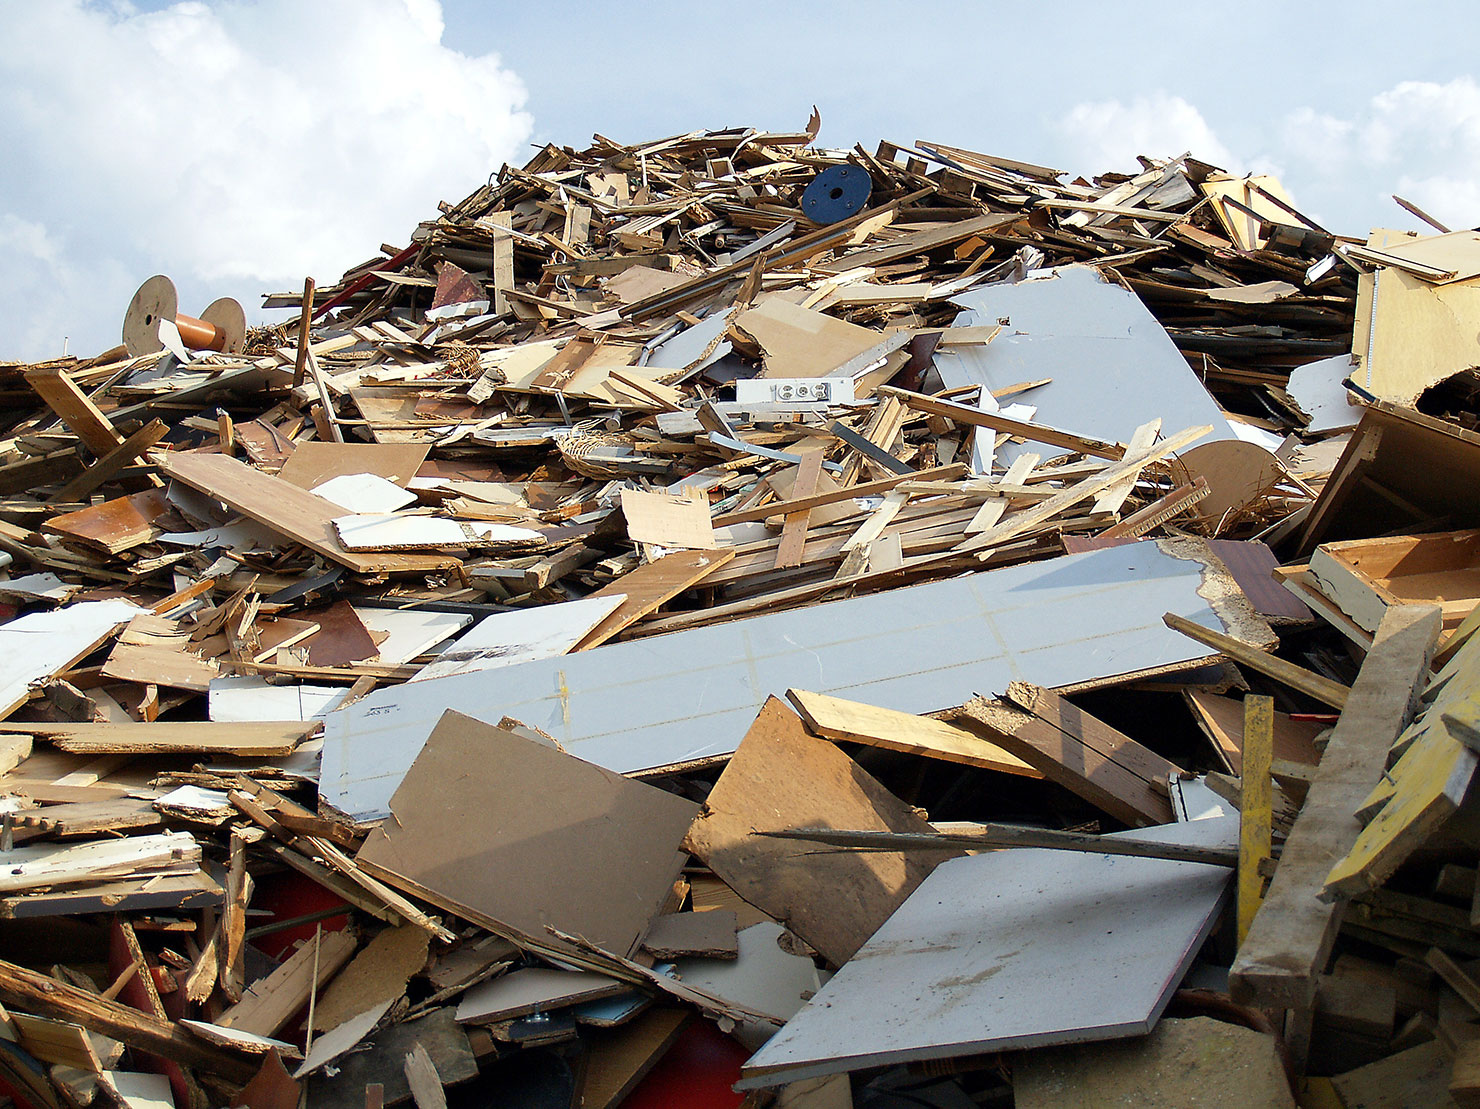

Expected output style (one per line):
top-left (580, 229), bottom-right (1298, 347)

top-left (774, 449), bottom-right (823, 570)
top-left (218, 928), bottom-right (357, 1038)
top-left (26, 365), bottom-right (125, 457)
top-left (954, 685), bottom-right (1179, 828)
top-left (683, 697), bottom-right (952, 966)
top-left (572, 548), bottom-right (736, 650)
top-left (786, 688), bottom-right (1041, 778)
top-left (1230, 604), bottom-right (1440, 1013)
top-left (156, 452), bottom-right (457, 574)
top-left (8, 721), bottom-right (313, 756)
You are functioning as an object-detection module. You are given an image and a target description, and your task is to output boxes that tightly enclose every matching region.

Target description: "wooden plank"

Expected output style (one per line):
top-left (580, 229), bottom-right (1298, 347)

top-left (786, 688), bottom-right (1041, 777)
top-left (1239, 695), bottom-right (1274, 945)
top-left (878, 385), bottom-right (1125, 461)
top-left (1229, 603), bottom-right (1441, 1013)
top-left (0, 958), bottom-right (259, 1083)
top-left (8, 721), bottom-right (313, 756)
top-left (682, 698), bottom-right (951, 966)
top-left (156, 452), bottom-right (457, 575)
top-left (774, 449), bottom-right (823, 570)
top-left (712, 463), bottom-right (965, 527)
top-left (218, 928), bottom-right (357, 1038)
top-left (54, 418), bottom-right (169, 502)
top-left (572, 548), bottom-right (736, 650)
top-left (26, 365), bottom-right (125, 457)
top-left (1164, 612), bottom-right (1350, 709)
top-left (956, 689), bottom-right (1175, 827)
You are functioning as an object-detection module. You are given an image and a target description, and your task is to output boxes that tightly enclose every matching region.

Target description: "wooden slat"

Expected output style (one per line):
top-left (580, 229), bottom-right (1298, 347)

top-left (1229, 603), bottom-right (1440, 1014)
top-left (156, 452), bottom-right (458, 575)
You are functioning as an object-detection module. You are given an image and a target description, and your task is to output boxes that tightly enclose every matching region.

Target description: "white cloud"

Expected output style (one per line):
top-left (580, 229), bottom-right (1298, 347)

top-left (1055, 93), bottom-right (1240, 177)
top-left (0, 0), bottom-right (532, 360)
top-left (1279, 77), bottom-right (1480, 232)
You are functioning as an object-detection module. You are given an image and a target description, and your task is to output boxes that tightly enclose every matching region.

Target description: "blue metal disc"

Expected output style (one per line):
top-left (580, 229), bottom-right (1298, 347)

top-left (801, 165), bottom-right (873, 224)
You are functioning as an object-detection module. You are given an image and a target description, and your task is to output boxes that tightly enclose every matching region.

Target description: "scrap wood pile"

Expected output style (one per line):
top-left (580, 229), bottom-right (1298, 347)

top-left (4, 117), bottom-right (1480, 1107)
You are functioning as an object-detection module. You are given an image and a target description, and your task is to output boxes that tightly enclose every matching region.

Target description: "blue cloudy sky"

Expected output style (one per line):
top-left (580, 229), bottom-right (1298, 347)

top-left (3, 0), bottom-right (1479, 359)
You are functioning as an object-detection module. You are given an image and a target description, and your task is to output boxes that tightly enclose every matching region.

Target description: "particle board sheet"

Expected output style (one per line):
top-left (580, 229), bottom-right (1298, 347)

top-left (321, 540), bottom-right (1272, 821)
top-left (411, 594), bottom-right (625, 681)
top-left (276, 442), bottom-right (430, 490)
top-left (736, 817), bottom-right (1237, 1088)
top-left (0, 598), bottom-right (142, 719)
top-left (355, 710), bottom-right (699, 958)
top-left (1013, 1017), bottom-right (1294, 1109)
top-left (733, 299), bottom-right (890, 380)
top-left (941, 266), bottom-right (1235, 466)
top-left (156, 452), bottom-right (457, 574)
top-left (619, 488), bottom-right (717, 550)
top-left (684, 698), bottom-right (953, 966)
top-left (1060, 537), bottom-right (1311, 625)
top-left (351, 606), bottom-right (470, 665)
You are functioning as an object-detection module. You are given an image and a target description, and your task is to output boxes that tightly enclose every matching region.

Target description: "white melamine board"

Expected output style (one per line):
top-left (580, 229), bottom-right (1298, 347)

top-left (311, 473), bottom-right (418, 514)
top-left (411, 595), bottom-right (626, 682)
top-left (351, 607), bottom-right (471, 665)
top-left (737, 817), bottom-right (1236, 1088)
top-left (320, 541), bottom-right (1264, 822)
top-left (942, 265), bottom-right (1235, 467)
top-left (0, 599), bottom-right (142, 717)
top-left (675, 922), bottom-right (823, 1050)
top-left (208, 675), bottom-right (349, 722)
top-left (332, 514), bottom-right (541, 551)
top-left (1287, 355), bottom-right (1363, 435)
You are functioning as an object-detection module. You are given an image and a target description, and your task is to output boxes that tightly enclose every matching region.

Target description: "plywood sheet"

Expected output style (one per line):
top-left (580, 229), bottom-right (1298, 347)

top-left (941, 265), bottom-right (1234, 467)
top-left (684, 698), bottom-right (950, 965)
top-left (734, 299), bottom-right (890, 380)
top-left (157, 452), bottom-right (456, 574)
top-left (619, 488), bottom-right (716, 550)
top-left (356, 710), bottom-right (698, 958)
top-left (737, 817), bottom-right (1235, 1087)
top-left (321, 540), bottom-right (1272, 821)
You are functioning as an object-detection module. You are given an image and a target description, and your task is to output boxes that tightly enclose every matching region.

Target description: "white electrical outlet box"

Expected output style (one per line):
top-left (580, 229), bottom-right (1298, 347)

top-left (734, 377), bottom-right (856, 406)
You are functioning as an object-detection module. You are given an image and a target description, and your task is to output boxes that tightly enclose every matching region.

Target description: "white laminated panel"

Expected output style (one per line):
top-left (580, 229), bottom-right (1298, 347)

top-left (319, 541), bottom-right (1266, 822)
top-left (737, 817), bottom-right (1236, 1087)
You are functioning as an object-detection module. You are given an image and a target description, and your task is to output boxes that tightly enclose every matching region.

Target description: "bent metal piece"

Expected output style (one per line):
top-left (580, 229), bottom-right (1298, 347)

top-left (122, 274), bottom-right (247, 357)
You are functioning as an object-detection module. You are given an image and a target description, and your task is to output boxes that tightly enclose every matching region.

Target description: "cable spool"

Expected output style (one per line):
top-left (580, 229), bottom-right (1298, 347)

top-left (801, 164), bottom-right (873, 224)
top-left (122, 275), bottom-right (247, 358)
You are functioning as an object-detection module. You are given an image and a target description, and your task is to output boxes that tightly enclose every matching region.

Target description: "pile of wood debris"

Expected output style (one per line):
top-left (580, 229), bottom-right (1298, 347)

top-left (3, 118), bottom-right (1480, 1107)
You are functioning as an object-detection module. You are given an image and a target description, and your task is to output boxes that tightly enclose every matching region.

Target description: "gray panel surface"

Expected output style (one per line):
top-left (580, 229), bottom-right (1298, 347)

top-left (320, 542), bottom-right (1247, 821)
top-left (941, 265), bottom-right (1235, 466)
top-left (737, 817), bottom-right (1236, 1087)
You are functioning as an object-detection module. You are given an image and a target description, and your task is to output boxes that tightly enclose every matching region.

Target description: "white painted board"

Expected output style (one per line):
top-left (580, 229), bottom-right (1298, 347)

top-left (942, 265), bottom-right (1236, 467)
top-left (0, 599), bottom-right (142, 718)
top-left (311, 473), bottom-right (418, 514)
top-left (351, 607), bottom-right (471, 665)
top-left (320, 541), bottom-right (1264, 822)
top-left (411, 594), bottom-right (626, 682)
top-left (737, 817), bottom-right (1236, 1088)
